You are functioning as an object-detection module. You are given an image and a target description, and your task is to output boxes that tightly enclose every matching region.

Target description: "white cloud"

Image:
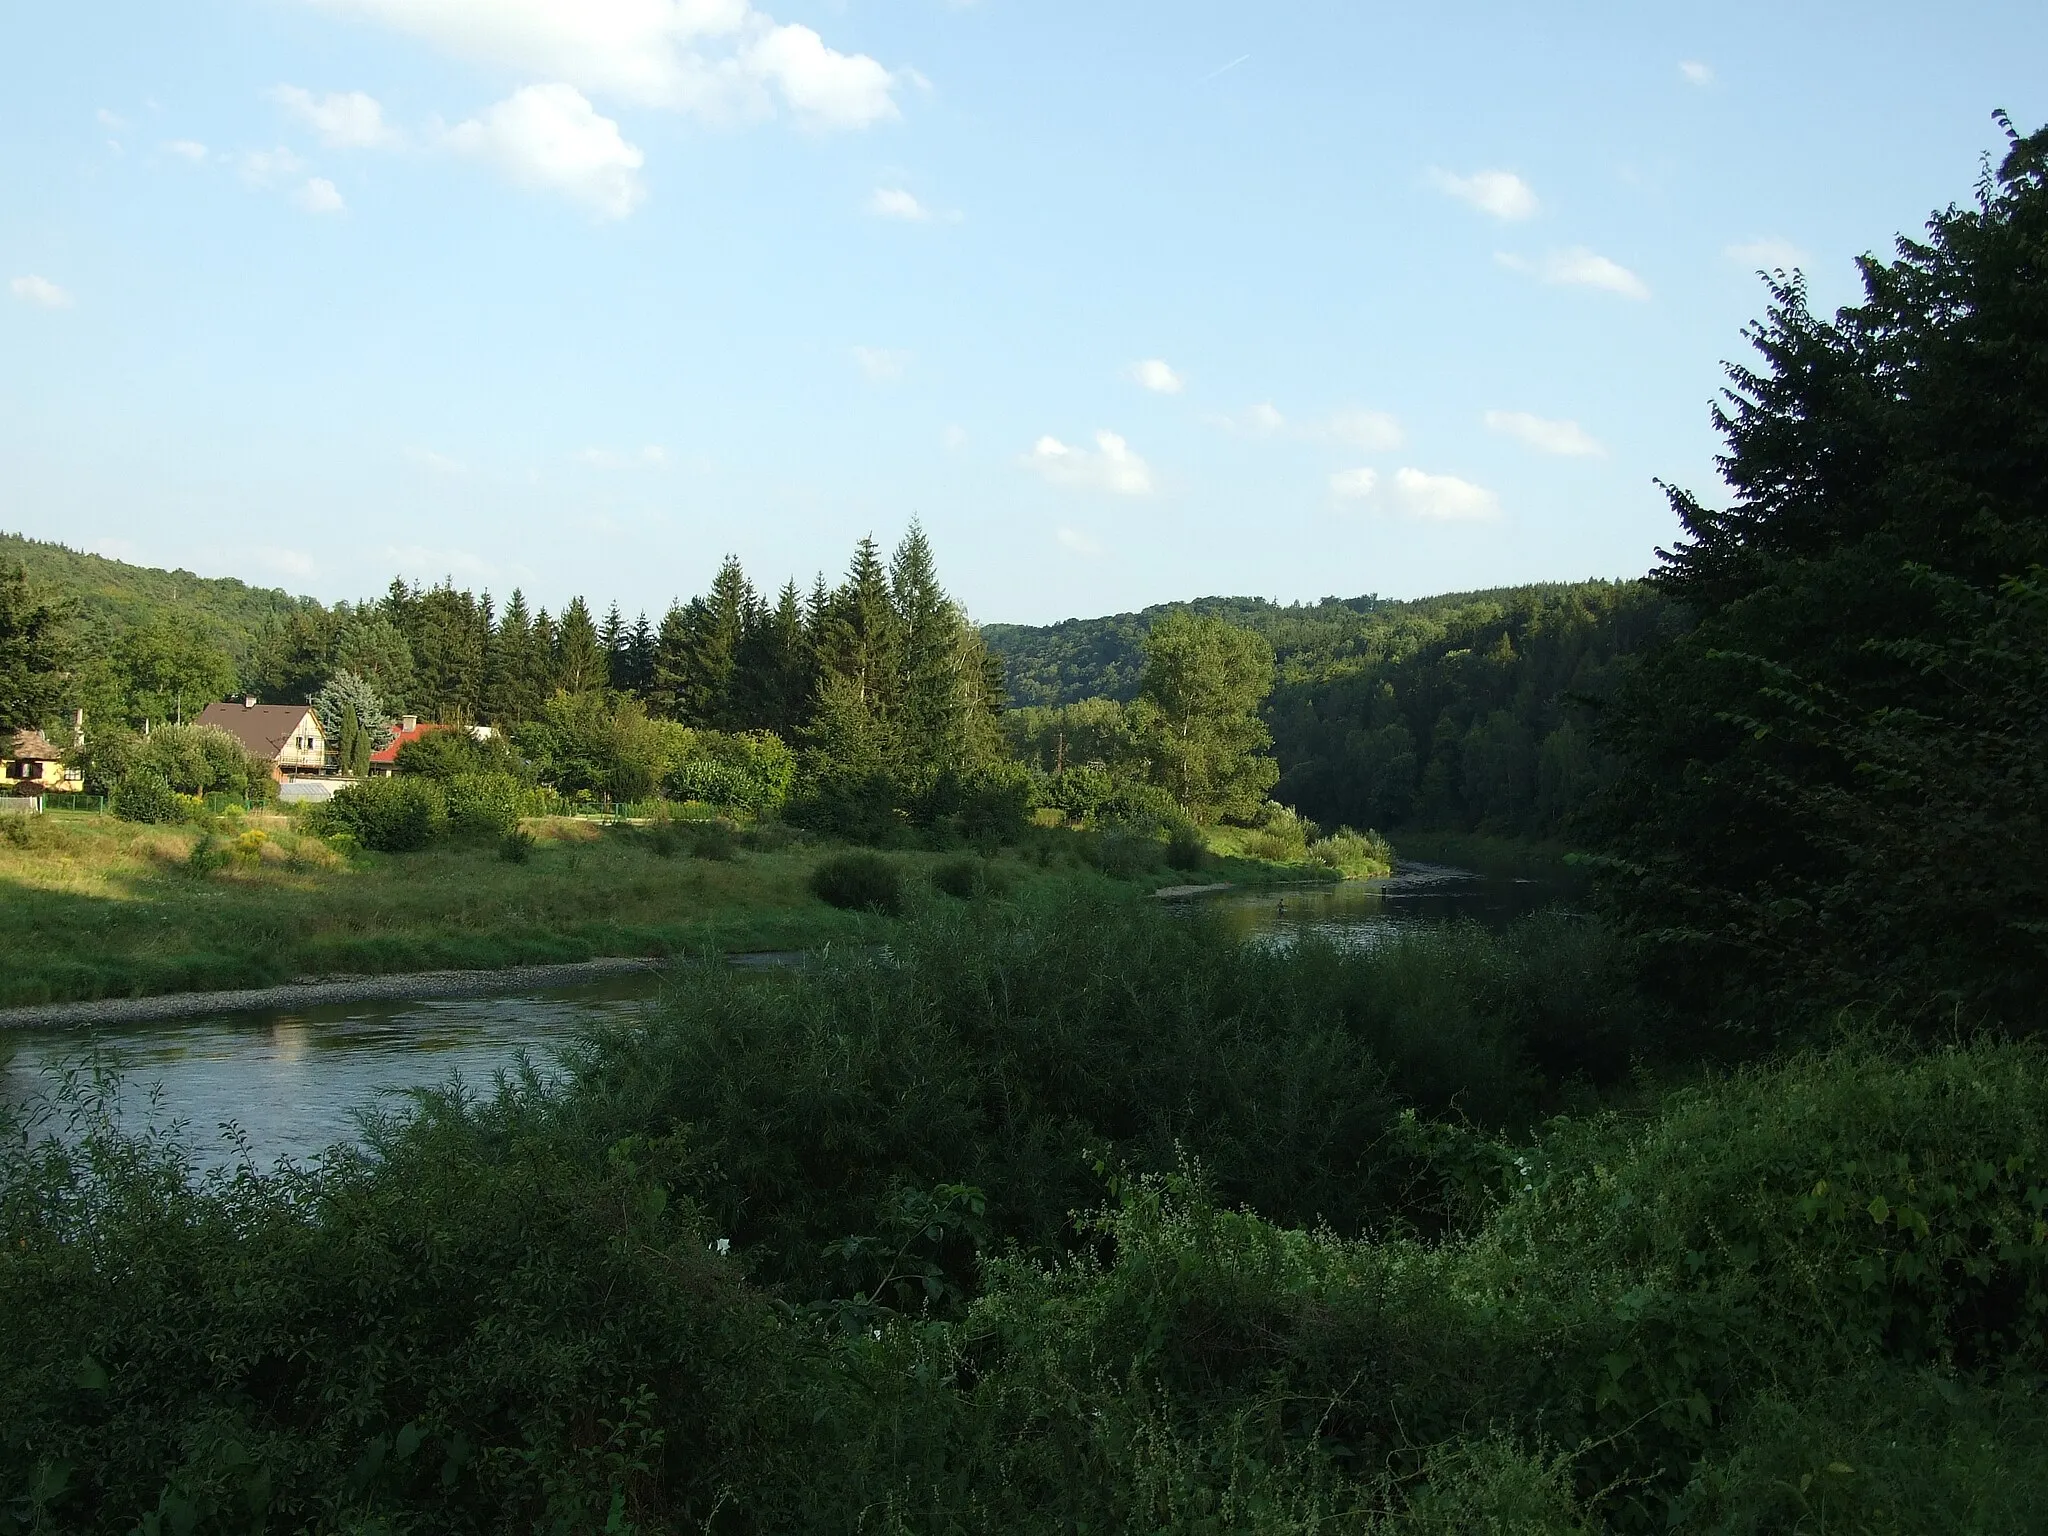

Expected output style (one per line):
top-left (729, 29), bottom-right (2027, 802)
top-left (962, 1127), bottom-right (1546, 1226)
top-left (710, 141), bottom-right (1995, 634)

top-left (867, 186), bottom-right (929, 221)
top-left (1329, 468), bottom-right (1378, 500)
top-left (1499, 246), bottom-right (1649, 300)
top-left (1056, 526), bottom-right (1103, 556)
top-left (1026, 431), bottom-right (1154, 496)
top-left (270, 85), bottom-right (401, 148)
top-left (294, 176), bottom-right (347, 213)
top-left (576, 444), bottom-right (668, 469)
top-left (241, 146), bottom-right (307, 186)
top-left (1485, 409), bottom-right (1605, 457)
top-left (1679, 60), bottom-right (1715, 86)
top-left (1726, 237), bottom-right (1807, 271)
top-left (1128, 359), bottom-right (1184, 394)
top-left (1391, 467), bottom-right (1499, 521)
top-left (162, 139), bottom-right (209, 161)
top-left (1430, 167), bottom-right (1538, 221)
top-left (97, 109), bottom-right (127, 130)
top-left (383, 542), bottom-right (498, 582)
top-left (943, 424), bottom-right (967, 451)
top-left (1323, 408), bottom-right (1404, 451)
top-left (445, 84), bottom-right (646, 217)
top-left (308, 0), bottom-right (900, 131)
top-left (10, 275), bottom-right (73, 309)
top-left (251, 546), bottom-right (319, 579)
top-left (1217, 403), bottom-right (1403, 449)
top-left (852, 345), bottom-right (908, 382)
top-left (640, 444), bottom-right (667, 466)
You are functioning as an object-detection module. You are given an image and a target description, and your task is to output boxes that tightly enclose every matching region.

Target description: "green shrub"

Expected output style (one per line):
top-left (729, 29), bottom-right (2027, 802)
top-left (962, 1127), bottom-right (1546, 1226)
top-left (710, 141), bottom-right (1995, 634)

top-left (499, 827), bottom-right (535, 863)
top-left (1164, 823), bottom-right (1209, 871)
top-left (931, 855), bottom-right (1010, 900)
top-left (1091, 828), bottom-right (1162, 880)
top-left (444, 772), bottom-right (526, 837)
top-left (808, 851), bottom-right (903, 915)
top-left (664, 731), bottom-right (798, 817)
top-left (1309, 826), bottom-right (1394, 879)
top-left (112, 770), bottom-right (184, 824)
top-left (314, 776), bottom-right (447, 852)
top-left (690, 821), bottom-right (741, 862)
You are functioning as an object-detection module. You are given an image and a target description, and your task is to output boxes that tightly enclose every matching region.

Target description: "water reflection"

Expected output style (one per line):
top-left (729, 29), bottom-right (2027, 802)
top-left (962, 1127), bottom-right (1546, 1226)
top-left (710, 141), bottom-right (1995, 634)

top-left (1196, 861), bottom-right (1572, 949)
top-left (2, 976), bottom-right (662, 1172)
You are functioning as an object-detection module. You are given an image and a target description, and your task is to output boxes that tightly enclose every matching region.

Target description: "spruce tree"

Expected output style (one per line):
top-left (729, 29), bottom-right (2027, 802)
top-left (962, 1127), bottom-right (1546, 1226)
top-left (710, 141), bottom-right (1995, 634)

top-left (626, 612), bottom-right (656, 697)
top-left (650, 602), bottom-right (691, 719)
top-left (600, 603), bottom-right (627, 690)
top-left (554, 597), bottom-right (607, 696)
top-left (679, 556), bottom-right (757, 727)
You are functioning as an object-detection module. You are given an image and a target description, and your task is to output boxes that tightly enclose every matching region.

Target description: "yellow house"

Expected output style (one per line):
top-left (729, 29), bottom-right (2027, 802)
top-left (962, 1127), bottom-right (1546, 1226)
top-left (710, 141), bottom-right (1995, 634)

top-left (195, 698), bottom-right (329, 780)
top-left (3, 729), bottom-right (81, 792)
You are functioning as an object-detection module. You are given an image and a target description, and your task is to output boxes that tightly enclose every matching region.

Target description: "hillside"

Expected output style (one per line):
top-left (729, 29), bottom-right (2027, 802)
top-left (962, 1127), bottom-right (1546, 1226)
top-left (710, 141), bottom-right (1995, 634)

top-left (0, 531), bottom-right (321, 666)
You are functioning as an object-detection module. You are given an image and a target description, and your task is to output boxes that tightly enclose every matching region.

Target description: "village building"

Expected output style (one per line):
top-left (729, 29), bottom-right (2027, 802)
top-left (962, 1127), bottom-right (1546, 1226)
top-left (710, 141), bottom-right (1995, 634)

top-left (368, 715), bottom-right (445, 777)
top-left (3, 728), bottom-right (82, 794)
top-left (195, 697), bottom-right (329, 781)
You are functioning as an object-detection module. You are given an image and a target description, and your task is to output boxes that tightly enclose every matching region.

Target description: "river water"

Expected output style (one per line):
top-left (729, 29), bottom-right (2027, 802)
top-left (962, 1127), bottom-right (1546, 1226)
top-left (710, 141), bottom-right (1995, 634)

top-left (2, 865), bottom-right (1566, 1171)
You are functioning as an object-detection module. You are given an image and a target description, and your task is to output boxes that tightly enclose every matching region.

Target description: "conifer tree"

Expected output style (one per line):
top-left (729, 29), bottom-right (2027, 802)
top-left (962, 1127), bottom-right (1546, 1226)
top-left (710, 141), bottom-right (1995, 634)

top-left (486, 590), bottom-right (542, 725)
top-left (554, 597), bottom-right (607, 696)
top-left (626, 612), bottom-right (656, 697)
top-left (678, 556), bottom-right (757, 726)
top-left (734, 580), bottom-right (814, 736)
top-left (650, 602), bottom-right (691, 719)
top-left (600, 603), bottom-right (627, 690)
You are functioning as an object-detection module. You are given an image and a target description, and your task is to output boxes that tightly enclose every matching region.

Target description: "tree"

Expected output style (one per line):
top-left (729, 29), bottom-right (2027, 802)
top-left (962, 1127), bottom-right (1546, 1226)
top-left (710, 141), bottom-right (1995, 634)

top-left (312, 671), bottom-right (393, 755)
top-left (485, 590), bottom-right (546, 726)
top-left (650, 603), bottom-right (692, 719)
top-left (0, 560), bottom-right (69, 730)
top-left (600, 603), bottom-right (628, 690)
top-left (678, 557), bottom-right (757, 727)
top-left (733, 581), bottom-right (813, 736)
top-left (330, 610), bottom-right (417, 710)
top-left (1129, 612), bottom-right (1278, 823)
top-left (1590, 114), bottom-right (2048, 1034)
top-left (553, 597), bottom-right (607, 696)
top-left (118, 616), bottom-right (235, 727)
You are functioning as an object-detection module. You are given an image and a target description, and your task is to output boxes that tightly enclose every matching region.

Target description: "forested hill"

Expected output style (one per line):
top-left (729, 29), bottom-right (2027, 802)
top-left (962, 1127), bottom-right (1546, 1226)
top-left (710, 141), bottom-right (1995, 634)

top-left (0, 532), bottom-right (318, 667)
top-left (983, 583), bottom-right (1649, 708)
top-left (994, 580), bottom-right (1678, 838)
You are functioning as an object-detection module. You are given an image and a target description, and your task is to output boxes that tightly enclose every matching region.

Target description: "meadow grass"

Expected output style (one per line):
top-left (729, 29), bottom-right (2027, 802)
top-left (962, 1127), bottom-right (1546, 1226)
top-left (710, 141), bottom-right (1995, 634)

top-left (0, 810), bottom-right (1333, 1006)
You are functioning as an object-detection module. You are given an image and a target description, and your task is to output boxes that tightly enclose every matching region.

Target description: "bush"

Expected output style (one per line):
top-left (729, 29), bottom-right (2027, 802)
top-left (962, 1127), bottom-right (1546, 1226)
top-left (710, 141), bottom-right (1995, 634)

top-left (314, 777), bottom-right (447, 852)
top-left (1309, 826), bottom-right (1394, 879)
top-left (444, 772), bottom-right (527, 837)
top-left (809, 851), bottom-right (904, 914)
top-left (931, 855), bottom-right (1010, 901)
top-left (664, 731), bottom-right (798, 817)
top-left (1164, 823), bottom-right (1209, 871)
top-left (112, 770), bottom-right (184, 824)
top-left (499, 827), bottom-right (536, 863)
top-left (690, 821), bottom-right (741, 862)
top-left (1091, 828), bottom-right (1163, 880)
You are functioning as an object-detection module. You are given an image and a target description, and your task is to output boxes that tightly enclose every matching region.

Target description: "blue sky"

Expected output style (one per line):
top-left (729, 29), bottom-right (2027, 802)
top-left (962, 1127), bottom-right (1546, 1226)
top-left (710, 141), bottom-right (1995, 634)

top-left (2, 1), bottom-right (2042, 626)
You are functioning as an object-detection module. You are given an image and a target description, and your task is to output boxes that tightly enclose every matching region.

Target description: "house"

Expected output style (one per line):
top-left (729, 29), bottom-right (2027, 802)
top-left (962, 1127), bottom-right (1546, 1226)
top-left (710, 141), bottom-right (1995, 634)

top-left (369, 715), bottom-right (447, 776)
top-left (4, 729), bottom-right (81, 793)
top-left (195, 697), bottom-right (328, 780)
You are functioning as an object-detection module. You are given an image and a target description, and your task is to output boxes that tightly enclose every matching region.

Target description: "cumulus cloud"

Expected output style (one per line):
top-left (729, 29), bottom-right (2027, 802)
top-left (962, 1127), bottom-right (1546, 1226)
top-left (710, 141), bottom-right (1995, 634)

top-left (1329, 468), bottom-right (1378, 500)
top-left (867, 187), bottom-right (929, 221)
top-left (241, 146), bottom-right (308, 186)
top-left (1214, 403), bottom-right (1403, 449)
top-left (1056, 526), bottom-right (1104, 556)
top-left (162, 139), bottom-right (209, 161)
top-left (1129, 359), bottom-right (1184, 394)
top-left (1498, 247), bottom-right (1649, 300)
top-left (1726, 236), bottom-right (1808, 271)
top-left (308, 0), bottom-right (901, 131)
top-left (445, 84), bottom-right (646, 217)
top-left (10, 275), bottom-right (73, 309)
top-left (1390, 467), bottom-right (1499, 521)
top-left (1430, 167), bottom-right (1538, 220)
top-left (1025, 431), bottom-right (1154, 496)
top-left (1484, 409), bottom-right (1604, 457)
top-left (270, 85), bottom-right (401, 148)
top-left (852, 345), bottom-right (908, 381)
top-left (294, 177), bottom-right (347, 213)
top-left (1679, 60), bottom-right (1715, 86)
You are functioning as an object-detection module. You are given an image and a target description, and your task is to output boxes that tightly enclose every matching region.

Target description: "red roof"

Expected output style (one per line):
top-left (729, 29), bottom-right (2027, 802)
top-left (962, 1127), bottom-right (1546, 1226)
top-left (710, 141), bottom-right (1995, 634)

top-left (370, 721), bottom-right (448, 765)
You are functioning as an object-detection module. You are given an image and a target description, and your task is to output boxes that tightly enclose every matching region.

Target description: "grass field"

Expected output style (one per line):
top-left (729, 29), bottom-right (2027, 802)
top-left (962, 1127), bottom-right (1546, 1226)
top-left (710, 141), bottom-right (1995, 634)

top-left (0, 809), bottom-right (1330, 1006)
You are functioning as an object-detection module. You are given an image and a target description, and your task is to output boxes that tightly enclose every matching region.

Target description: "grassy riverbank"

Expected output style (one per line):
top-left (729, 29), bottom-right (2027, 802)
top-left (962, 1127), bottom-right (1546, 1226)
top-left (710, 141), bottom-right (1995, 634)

top-left (5, 892), bottom-right (2040, 1532)
top-left (0, 809), bottom-right (1328, 1007)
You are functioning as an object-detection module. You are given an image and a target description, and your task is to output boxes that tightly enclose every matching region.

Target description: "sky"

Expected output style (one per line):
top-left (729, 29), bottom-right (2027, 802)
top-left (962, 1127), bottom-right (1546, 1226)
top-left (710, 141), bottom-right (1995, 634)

top-left (2, 2), bottom-right (2043, 627)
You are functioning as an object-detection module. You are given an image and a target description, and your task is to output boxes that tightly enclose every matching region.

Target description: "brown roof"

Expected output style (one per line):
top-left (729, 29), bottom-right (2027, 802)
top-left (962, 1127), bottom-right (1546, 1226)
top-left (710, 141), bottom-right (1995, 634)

top-left (195, 702), bottom-right (318, 760)
top-left (5, 729), bottom-right (64, 762)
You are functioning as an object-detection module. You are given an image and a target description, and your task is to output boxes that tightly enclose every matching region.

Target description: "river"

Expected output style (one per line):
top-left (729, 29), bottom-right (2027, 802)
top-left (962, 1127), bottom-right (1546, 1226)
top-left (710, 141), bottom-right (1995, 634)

top-left (2, 864), bottom-right (1567, 1171)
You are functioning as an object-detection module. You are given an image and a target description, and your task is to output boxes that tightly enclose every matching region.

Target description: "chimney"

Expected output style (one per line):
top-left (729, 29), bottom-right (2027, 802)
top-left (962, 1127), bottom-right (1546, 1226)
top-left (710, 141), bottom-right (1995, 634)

top-left (402, 714), bottom-right (419, 733)
top-left (243, 695), bottom-right (257, 709)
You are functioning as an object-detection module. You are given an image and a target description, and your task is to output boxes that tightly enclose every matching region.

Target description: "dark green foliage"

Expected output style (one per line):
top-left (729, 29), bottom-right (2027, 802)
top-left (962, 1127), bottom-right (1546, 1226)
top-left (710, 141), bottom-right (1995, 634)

top-left (689, 820), bottom-right (740, 861)
top-left (1164, 823), bottom-right (1208, 870)
top-left (930, 855), bottom-right (1010, 900)
top-left (498, 827), bottom-right (535, 863)
top-left (444, 773), bottom-right (527, 837)
top-left (110, 771), bottom-right (183, 824)
top-left (1590, 117), bottom-right (2048, 1035)
top-left (0, 561), bottom-right (70, 732)
top-left (807, 851), bottom-right (904, 914)
top-left (314, 777), bottom-right (448, 852)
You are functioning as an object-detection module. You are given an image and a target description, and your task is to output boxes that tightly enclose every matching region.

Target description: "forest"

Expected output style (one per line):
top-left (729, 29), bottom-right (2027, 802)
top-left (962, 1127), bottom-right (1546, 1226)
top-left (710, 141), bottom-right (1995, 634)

top-left (1, 116), bottom-right (2045, 1534)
